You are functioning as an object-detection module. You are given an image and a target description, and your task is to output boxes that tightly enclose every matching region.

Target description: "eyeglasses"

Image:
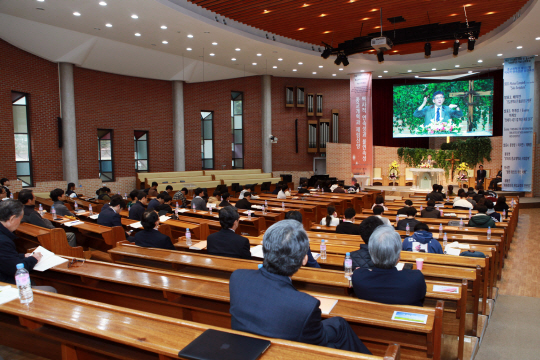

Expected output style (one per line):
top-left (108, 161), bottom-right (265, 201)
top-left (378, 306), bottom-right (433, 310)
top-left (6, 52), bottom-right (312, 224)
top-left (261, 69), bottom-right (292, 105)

top-left (68, 258), bottom-right (85, 268)
top-left (433, 96), bottom-right (445, 99)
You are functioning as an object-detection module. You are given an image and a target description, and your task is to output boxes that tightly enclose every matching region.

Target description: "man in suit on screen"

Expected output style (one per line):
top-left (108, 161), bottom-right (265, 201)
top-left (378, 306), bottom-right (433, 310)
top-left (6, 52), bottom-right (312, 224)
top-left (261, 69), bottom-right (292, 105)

top-left (413, 91), bottom-right (463, 127)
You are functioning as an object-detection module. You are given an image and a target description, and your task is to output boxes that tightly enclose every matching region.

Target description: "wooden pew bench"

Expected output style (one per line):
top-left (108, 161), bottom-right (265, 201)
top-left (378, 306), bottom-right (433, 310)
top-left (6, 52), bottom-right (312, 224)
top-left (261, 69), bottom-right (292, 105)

top-left (14, 222), bottom-right (86, 258)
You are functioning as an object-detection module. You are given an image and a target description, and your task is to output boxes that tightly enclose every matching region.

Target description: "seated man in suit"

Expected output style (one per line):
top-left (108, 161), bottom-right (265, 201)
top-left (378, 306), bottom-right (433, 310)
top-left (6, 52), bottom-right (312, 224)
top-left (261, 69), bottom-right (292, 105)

top-left (98, 195), bottom-right (125, 228)
top-left (420, 200), bottom-right (441, 219)
top-left (352, 225), bottom-right (426, 306)
top-left (19, 189), bottom-right (77, 247)
top-left (207, 206), bottom-right (251, 259)
top-left (229, 220), bottom-right (371, 354)
top-left (336, 208), bottom-right (360, 235)
top-left (402, 222), bottom-right (443, 254)
top-left (147, 193), bottom-right (164, 211)
top-left (396, 199), bottom-right (413, 215)
top-left (134, 210), bottom-right (175, 250)
top-left (350, 216), bottom-right (383, 270)
top-left (219, 192), bottom-right (233, 207)
top-left (413, 91), bottom-right (463, 127)
top-left (489, 166), bottom-right (503, 190)
top-left (284, 210), bottom-right (320, 268)
top-left (396, 207), bottom-right (421, 231)
top-left (235, 192), bottom-right (252, 210)
top-left (191, 188), bottom-right (207, 211)
top-left (128, 190), bottom-right (148, 221)
top-left (50, 188), bottom-right (75, 217)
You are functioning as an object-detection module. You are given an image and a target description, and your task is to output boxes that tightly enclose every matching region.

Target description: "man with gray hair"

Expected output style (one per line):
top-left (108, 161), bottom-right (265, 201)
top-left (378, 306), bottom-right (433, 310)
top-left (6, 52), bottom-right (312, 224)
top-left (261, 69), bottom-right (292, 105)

top-left (229, 220), bottom-right (371, 354)
top-left (351, 225), bottom-right (426, 306)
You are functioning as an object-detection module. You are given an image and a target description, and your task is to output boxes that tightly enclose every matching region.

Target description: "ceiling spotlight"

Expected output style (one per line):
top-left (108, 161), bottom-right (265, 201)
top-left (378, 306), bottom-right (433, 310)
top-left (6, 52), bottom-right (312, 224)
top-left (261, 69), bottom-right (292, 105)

top-left (257, 53), bottom-right (262, 56)
top-left (131, 14), bottom-right (138, 19)
top-left (209, 53), bottom-right (215, 56)
top-left (187, 34), bottom-right (193, 38)
top-left (298, 62), bottom-right (303, 65)
top-left (376, 50), bottom-right (384, 63)
top-left (432, 68), bottom-right (436, 70)
top-left (319, 65), bottom-right (323, 68)
top-left (517, 46), bottom-right (523, 49)
top-left (278, 58), bottom-right (283, 61)
top-left (321, 47), bottom-right (332, 59)
top-left (312, 72), bottom-right (317, 74)
top-left (73, 12), bottom-right (81, 16)
top-left (478, 59), bottom-right (483, 63)
top-left (378, 75), bottom-right (382, 78)
top-left (407, 70), bottom-right (412, 72)
top-left (536, 37), bottom-right (540, 40)
top-left (231, 58), bottom-right (236, 61)
top-left (99, 1), bottom-right (107, 5)
top-left (235, 48), bottom-right (241, 51)
top-left (424, 42), bottom-right (432, 57)
top-left (334, 56), bottom-right (342, 66)
top-left (453, 40), bottom-right (460, 56)
top-left (293, 69), bottom-right (297, 71)
top-left (455, 65), bottom-right (460, 67)
top-left (186, 47), bottom-right (192, 51)
top-left (332, 74), bottom-right (336, 76)
top-left (134, 33), bottom-right (141, 36)
top-left (360, 70), bottom-right (365, 72)
top-left (383, 70), bottom-right (388, 73)
top-left (339, 68), bottom-right (343, 71)
top-left (161, 25), bottom-right (167, 29)
top-left (341, 56), bottom-right (349, 66)
top-left (252, 63), bottom-right (257, 65)
top-left (212, 42), bottom-right (218, 45)
top-left (467, 35), bottom-right (475, 51)
top-left (497, 53), bottom-right (503, 56)
top-left (105, 23), bottom-right (112, 27)
top-left (162, 40), bottom-right (168, 44)
top-left (273, 66), bottom-right (277, 68)
top-left (37, 0), bottom-right (44, 2)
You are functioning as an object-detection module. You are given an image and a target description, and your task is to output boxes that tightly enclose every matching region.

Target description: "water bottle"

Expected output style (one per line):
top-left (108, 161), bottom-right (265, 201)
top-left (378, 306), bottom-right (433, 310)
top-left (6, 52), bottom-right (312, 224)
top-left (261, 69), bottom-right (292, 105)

top-left (127, 204), bottom-right (131, 212)
top-left (395, 215), bottom-right (399, 224)
top-left (503, 209), bottom-right (506, 218)
top-left (265, 200), bottom-right (268, 208)
top-left (469, 209), bottom-right (472, 219)
top-left (459, 218), bottom-right (464, 230)
top-left (344, 252), bottom-right (353, 277)
top-left (320, 240), bottom-right (327, 260)
top-left (247, 210), bottom-right (251, 220)
top-left (317, 185), bottom-right (320, 191)
top-left (440, 209), bottom-right (444, 217)
top-left (262, 205), bottom-right (265, 214)
top-left (282, 202), bottom-right (285, 211)
top-left (420, 205), bottom-right (423, 211)
top-left (258, 264), bottom-right (263, 270)
top-left (89, 204), bottom-right (93, 215)
top-left (74, 202), bottom-right (78, 211)
top-left (15, 264), bottom-right (33, 304)
top-left (38, 204), bottom-right (43, 217)
top-left (186, 228), bottom-right (192, 246)
top-left (439, 223), bottom-right (443, 236)
top-left (10, 193), bottom-right (13, 199)
top-left (51, 205), bottom-right (57, 220)
top-left (406, 223), bottom-right (410, 236)
top-left (511, 199), bottom-right (515, 208)
top-left (209, 206), bottom-right (213, 215)
top-left (443, 233), bottom-right (448, 249)
top-left (124, 193), bottom-right (128, 200)
top-left (487, 227), bottom-right (491, 240)
top-left (192, 203), bottom-right (196, 212)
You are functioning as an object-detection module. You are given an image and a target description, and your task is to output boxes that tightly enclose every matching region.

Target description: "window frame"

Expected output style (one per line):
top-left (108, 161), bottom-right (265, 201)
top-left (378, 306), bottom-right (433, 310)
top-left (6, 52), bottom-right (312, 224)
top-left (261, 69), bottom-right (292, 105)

top-left (134, 130), bottom-right (149, 173)
top-left (12, 92), bottom-right (34, 188)
top-left (201, 111), bottom-right (214, 170)
top-left (231, 91), bottom-right (244, 169)
top-left (98, 129), bottom-right (115, 182)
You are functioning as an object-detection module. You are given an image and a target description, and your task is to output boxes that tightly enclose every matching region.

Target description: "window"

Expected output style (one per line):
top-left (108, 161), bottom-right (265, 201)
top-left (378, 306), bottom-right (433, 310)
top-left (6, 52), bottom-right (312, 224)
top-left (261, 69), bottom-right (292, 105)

top-left (231, 91), bottom-right (243, 169)
top-left (201, 111), bottom-right (214, 169)
top-left (134, 131), bottom-right (148, 172)
top-left (98, 129), bottom-right (114, 182)
top-left (12, 92), bottom-right (33, 187)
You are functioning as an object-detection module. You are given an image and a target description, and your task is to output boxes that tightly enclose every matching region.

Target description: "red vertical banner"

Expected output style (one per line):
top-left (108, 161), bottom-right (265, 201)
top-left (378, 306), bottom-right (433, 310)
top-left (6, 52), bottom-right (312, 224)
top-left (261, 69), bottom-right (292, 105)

top-left (350, 73), bottom-right (373, 182)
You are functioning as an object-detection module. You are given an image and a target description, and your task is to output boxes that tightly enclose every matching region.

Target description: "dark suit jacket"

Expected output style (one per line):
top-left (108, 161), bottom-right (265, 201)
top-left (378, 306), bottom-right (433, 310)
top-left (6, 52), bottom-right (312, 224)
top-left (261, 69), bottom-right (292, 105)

top-left (477, 170), bottom-right (487, 181)
top-left (336, 221), bottom-right (360, 235)
top-left (396, 206), bottom-right (409, 215)
top-left (425, 191), bottom-right (444, 202)
top-left (0, 223), bottom-right (38, 285)
top-left (352, 267), bottom-right (426, 306)
top-left (413, 105), bottom-right (463, 126)
top-left (128, 201), bottom-right (145, 221)
top-left (333, 187), bottom-right (345, 193)
top-left (298, 188), bottom-right (310, 194)
top-left (147, 199), bottom-right (161, 211)
top-left (22, 205), bottom-right (54, 229)
top-left (235, 198), bottom-right (252, 210)
top-left (191, 197), bottom-right (207, 211)
top-left (421, 207), bottom-right (441, 219)
top-left (207, 229), bottom-right (251, 259)
top-left (134, 229), bottom-right (175, 250)
top-left (219, 200), bottom-right (233, 207)
top-left (97, 206), bottom-right (123, 227)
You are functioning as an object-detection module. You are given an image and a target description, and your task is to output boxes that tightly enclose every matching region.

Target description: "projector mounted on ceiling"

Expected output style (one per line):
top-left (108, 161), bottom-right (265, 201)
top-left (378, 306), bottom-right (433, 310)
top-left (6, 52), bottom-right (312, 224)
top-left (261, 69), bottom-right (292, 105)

top-left (371, 37), bottom-right (393, 52)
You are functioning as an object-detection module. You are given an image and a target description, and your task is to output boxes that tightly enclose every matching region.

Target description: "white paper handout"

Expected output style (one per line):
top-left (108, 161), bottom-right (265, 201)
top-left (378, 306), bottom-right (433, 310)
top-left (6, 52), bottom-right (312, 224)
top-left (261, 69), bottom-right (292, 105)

top-left (412, 242), bottom-right (428, 253)
top-left (0, 286), bottom-right (19, 305)
top-left (189, 240), bottom-right (207, 250)
top-left (89, 214), bottom-right (99, 219)
top-left (64, 220), bottom-right (84, 227)
top-left (250, 245), bottom-right (264, 258)
top-left (445, 247), bottom-right (462, 256)
top-left (395, 262), bottom-right (405, 271)
top-left (159, 215), bottom-right (171, 222)
top-left (32, 246), bottom-right (68, 271)
top-left (311, 252), bottom-right (321, 260)
top-left (129, 222), bottom-right (143, 229)
top-left (314, 296), bottom-right (338, 315)
top-left (432, 285), bottom-right (460, 294)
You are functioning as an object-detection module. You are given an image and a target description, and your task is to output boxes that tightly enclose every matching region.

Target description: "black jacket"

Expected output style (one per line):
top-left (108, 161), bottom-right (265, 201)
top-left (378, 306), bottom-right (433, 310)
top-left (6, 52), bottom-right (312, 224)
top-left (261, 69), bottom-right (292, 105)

top-left (235, 198), bottom-right (252, 210)
top-left (1, 186), bottom-right (11, 198)
top-left (129, 201), bottom-right (145, 221)
top-left (207, 229), bottom-right (251, 259)
top-left (425, 192), bottom-right (444, 202)
top-left (477, 169), bottom-right (487, 181)
top-left (22, 205), bottom-right (54, 229)
top-left (494, 203), bottom-right (509, 212)
top-left (350, 244), bottom-right (374, 269)
top-left (396, 218), bottom-right (421, 231)
top-left (97, 206), bottom-right (123, 227)
top-left (421, 207), bottom-right (441, 219)
top-left (134, 229), bottom-right (175, 250)
top-left (396, 206), bottom-right (409, 215)
top-left (219, 200), bottom-right (233, 207)
top-left (157, 204), bottom-right (173, 217)
top-left (147, 199), bottom-right (161, 211)
top-left (335, 221), bottom-right (360, 235)
top-left (0, 222), bottom-right (38, 285)
top-left (298, 188), bottom-right (310, 194)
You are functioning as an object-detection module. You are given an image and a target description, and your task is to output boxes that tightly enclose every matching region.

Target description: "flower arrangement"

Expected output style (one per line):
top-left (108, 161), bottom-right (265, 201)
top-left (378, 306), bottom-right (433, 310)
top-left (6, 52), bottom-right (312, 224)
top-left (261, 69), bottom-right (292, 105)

top-left (419, 163), bottom-right (433, 169)
top-left (388, 161), bottom-right (399, 181)
top-left (456, 162), bottom-right (469, 182)
top-left (417, 120), bottom-right (460, 135)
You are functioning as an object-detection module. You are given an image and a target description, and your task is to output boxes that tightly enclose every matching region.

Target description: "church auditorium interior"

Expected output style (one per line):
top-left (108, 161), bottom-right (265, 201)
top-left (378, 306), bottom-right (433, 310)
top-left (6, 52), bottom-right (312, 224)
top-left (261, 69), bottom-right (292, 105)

top-left (1, 0), bottom-right (540, 359)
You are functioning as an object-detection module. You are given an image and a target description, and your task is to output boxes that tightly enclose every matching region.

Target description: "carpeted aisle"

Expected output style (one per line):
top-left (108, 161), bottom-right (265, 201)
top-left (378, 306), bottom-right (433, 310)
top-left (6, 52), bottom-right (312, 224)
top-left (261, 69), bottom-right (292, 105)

top-left (475, 295), bottom-right (540, 359)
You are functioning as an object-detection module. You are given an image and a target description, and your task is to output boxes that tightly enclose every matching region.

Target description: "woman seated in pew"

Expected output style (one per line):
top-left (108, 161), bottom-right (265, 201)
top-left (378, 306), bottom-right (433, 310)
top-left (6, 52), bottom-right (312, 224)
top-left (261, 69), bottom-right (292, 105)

top-left (396, 207), bottom-right (421, 231)
top-left (277, 185), bottom-right (290, 199)
top-left (96, 187), bottom-right (112, 202)
top-left (349, 216), bottom-right (383, 269)
top-left (66, 182), bottom-right (78, 198)
top-left (402, 223), bottom-right (443, 254)
top-left (485, 200), bottom-right (500, 222)
top-left (494, 196), bottom-right (509, 213)
top-left (219, 192), bottom-right (233, 207)
top-left (421, 199), bottom-right (442, 218)
top-left (352, 226), bottom-right (426, 307)
top-left (371, 195), bottom-right (388, 211)
top-left (452, 191), bottom-right (474, 210)
top-left (446, 184), bottom-right (455, 197)
top-left (134, 210), bottom-right (175, 250)
top-left (319, 206), bottom-right (340, 226)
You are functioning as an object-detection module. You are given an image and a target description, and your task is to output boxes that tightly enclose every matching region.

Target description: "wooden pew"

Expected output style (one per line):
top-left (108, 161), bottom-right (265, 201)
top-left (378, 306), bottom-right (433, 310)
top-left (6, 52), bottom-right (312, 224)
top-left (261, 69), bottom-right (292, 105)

top-left (231, 197), bottom-right (318, 226)
top-left (14, 223), bottom-right (86, 258)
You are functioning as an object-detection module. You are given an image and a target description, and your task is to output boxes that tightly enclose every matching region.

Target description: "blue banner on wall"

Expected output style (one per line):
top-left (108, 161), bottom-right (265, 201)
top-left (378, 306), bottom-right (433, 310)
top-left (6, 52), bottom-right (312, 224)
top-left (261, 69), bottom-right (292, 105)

top-left (502, 56), bottom-right (535, 192)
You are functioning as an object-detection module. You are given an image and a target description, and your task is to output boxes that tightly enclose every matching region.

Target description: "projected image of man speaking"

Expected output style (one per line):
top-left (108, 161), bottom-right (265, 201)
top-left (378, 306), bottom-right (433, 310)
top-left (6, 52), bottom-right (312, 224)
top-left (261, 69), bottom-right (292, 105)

top-left (413, 91), bottom-right (463, 127)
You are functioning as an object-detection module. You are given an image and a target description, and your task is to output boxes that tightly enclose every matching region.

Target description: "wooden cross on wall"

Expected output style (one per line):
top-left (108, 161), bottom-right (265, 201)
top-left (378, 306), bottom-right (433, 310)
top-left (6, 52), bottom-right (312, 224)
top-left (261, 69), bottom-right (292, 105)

top-left (445, 152), bottom-right (460, 179)
top-left (449, 80), bottom-right (493, 132)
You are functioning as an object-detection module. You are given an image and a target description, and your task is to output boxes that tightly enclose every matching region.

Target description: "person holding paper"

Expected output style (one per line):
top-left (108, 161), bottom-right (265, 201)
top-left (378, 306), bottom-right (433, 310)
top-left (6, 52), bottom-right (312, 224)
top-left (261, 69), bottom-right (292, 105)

top-left (207, 206), bottom-right (251, 259)
top-left (0, 200), bottom-right (56, 292)
top-left (133, 210), bottom-right (175, 250)
top-left (402, 223), bottom-right (443, 254)
top-left (352, 226), bottom-right (426, 306)
top-left (229, 220), bottom-right (371, 354)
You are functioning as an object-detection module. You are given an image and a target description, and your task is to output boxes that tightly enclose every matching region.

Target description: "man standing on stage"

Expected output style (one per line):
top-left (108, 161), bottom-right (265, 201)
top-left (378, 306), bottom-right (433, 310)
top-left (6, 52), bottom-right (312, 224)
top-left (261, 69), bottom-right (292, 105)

top-left (414, 91), bottom-right (463, 127)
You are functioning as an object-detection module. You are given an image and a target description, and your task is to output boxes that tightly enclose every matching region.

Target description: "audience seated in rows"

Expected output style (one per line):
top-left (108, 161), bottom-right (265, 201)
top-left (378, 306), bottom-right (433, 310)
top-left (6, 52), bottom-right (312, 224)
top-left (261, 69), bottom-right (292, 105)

top-left (396, 199), bottom-right (413, 215)
top-left (219, 192), bottom-right (233, 207)
top-left (468, 205), bottom-right (497, 228)
top-left (494, 196), bottom-right (509, 212)
top-left (235, 192), bottom-right (252, 210)
top-left (129, 190), bottom-right (147, 221)
top-left (96, 187), bottom-right (111, 202)
top-left (371, 196), bottom-right (388, 211)
top-left (349, 216), bottom-right (383, 269)
top-left (322, 181), bottom-right (332, 193)
top-left (272, 182), bottom-right (283, 195)
top-left (285, 210), bottom-right (320, 268)
top-left (277, 185), bottom-right (290, 199)
top-left (333, 183), bottom-right (346, 193)
top-left (320, 206), bottom-right (340, 226)
top-left (208, 190), bottom-right (221, 205)
top-left (51, 188), bottom-right (75, 217)
top-left (0, 178), bottom-right (11, 198)
top-left (352, 225), bottom-right (427, 307)
top-left (396, 207), bottom-right (421, 231)
top-left (229, 220), bottom-right (371, 354)
top-left (191, 188), bottom-right (207, 211)
top-left (402, 223), bottom-right (443, 254)
top-left (485, 200), bottom-right (500, 222)
top-left (147, 182), bottom-right (159, 197)
top-left (425, 184), bottom-right (444, 202)
top-left (298, 183), bottom-right (310, 194)
top-left (147, 193), bottom-right (164, 211)
top-left (421, 200), bottom-right (441, 218)
top-left (207, 206), bottom-right (251, 259)
top-left (372, 206), bottom-right (392, 226)
top-left (453, 191), bottom-right (474, 210)
top-left (172, 187), bottom-right (188, 208)
top-left (134, 210), bottom-right (175, 250)
top-left (66, 182), bottom-right (78, 198)
top-left (336, 208), bottom-right (360, 235)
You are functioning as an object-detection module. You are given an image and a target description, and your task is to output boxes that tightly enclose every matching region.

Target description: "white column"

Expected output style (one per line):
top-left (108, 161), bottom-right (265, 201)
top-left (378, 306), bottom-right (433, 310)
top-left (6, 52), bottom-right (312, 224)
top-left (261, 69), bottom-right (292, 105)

top-left (261, 75), bottom-right (272, 173)
top-left (173, 81), bottom-right (186, 171)
top-left (58, 63), bottom-right (79, 185)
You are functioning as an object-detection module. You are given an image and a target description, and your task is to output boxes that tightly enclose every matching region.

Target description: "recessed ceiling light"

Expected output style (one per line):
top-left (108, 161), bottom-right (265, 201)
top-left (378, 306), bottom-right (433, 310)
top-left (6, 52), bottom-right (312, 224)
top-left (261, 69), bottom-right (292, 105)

top-left (187, 34), bottom-right (194, 38)
top-left (477, 59), bottom-right (483, 63)
top-left (212, 42), bottom-right (218, 45)
top-left (486, 11), bottom-right (495, 15)
top-left (497, 53), bottom-right (503, 56)
top-left (235, 48), bottom-right (241, 51)
top-left (302, 3), bottom-right (310, 7)
top-left (319, 14), bottom-right (327, 17)
top-left (135, 33), bottom-right (141, 36)
top-left (407, 70), bottom-right (412, 72)
top-left (278, 58), bottom-right (283, 61)
top-left (384, 70), bottom-right (388, 73)
top-left (105, 23), bottom-right (112, 27)
top-left (298, 62), bottom-right (303, 65)
top-left (455, 65), bottom-right (460, 67)
top-left (378, 75), bottom-right (382, 78)
top-left (293, 69), bottom-right (297, 71)
top-left (332, 74), bottom-right (336, 76)
top-left (536, 37), bottom-right (540, 40)
top-left (162, 40), bottom-right (168, 44)
top-left (502, 63), bottom-right (505, 65)
top-left (298, 28), bottom-right (305, 30)
top-left (37, 0), bottom-right (44, 2)
top-left (99, 1), bottom-right (107, 6)
top-left (263, 10), bottom-right (271, 14)
top-left (415, 76), bottom-right (419, 78)
top-left (131, 14), bottom-right (138, 19)
top-left (361, 17), bottom-right (369, 21)
top-left (161, 25), bottom-right (167, 29)
top-left (319, 65), bottom-right (323, 68)
top-left (339, 68), bottom-right (343, 71)
top-left (252, 63), bottom-right (257, 65)
top-left (273, 66), bottom-right (277, 68)
top-left (360, 70), bottom-right (365, 72)
top-left (231, 58), bottom-right (236, 61)
top-left (517, 46), bottom-right (523, 49)
top-left (432, 68), bottom-right (436, 70)
top-left (209, 53), bottom-right (215, 56)
top-left (312, 72), bottom-right (317, 74)
top-left (257, 53), bottom-right (262, 56)
top-left (73, 12), bottom-right (81, 16)
top-left (186, 47), bottom-right (192, 51)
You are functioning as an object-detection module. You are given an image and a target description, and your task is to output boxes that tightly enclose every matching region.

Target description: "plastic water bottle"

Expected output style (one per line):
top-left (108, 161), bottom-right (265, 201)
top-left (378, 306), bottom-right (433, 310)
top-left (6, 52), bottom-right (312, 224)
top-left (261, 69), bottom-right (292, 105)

top-left (176, 202), bottom-right (179, 211)
top-left (503, 209), bottom-right (506, 218)
top-left (51, 205), bottom-right (57, 220)
top-left (459, 218), bottom-right (464, 230)
top-left (247, 210), bottom-right (251, 220)
top-left (15, 264), bottom-right (33, 304)
top-left (344, 252), bottom-right (353, 277)
top-left (89, 204), bottom-right (93, 216)
top-left (209, 206), bottom-right (213, 215)
top-left (487, 227), bottom-right (491, 240)
top-left (420, 205), bottom-right (423, 211)
top-left (443, 233), bottom-right (448, 249)
top-left (469, 209), bottom-right (472, 219)
top-left (192, 203), bottom-right (196, 212)
top-left (258, 264), bottom-right (263, 270)
top-left (186, 228), bottom-right (192, 246)
top-left (395, 215), bottom-right (399, 224)
top-left (320, 240), bottom-right (327, 260)
top-left (38, 204), bottom-right (43, 217)
top-left (265, 200), bottom-right (268, 208)
top-left (124, 193), bottom-right (128, 200)
top-left (262, 205), bottom-right (265, 214)
top-left (10, 193), bottom-right (13, 199)
top-left (127, 204), bottom-right (130, 212)
top-left (317, 185), bottom-right (320, 191)
top-left (74, 202), bottom-right (78, 211)
top-left (282, 202), bottom-right (285, 210)
top-left (439, 223), bottom-right (443, 236)
top-left (440, 209), bottom-right (444, 217)
top-left (406, 223), bottom-right (410, 236)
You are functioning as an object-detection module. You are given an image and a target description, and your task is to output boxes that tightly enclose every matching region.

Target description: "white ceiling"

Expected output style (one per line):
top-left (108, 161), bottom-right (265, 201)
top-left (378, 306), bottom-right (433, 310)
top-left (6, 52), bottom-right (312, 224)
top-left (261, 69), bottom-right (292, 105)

top-left (1, 0), bottom-right (540, 82)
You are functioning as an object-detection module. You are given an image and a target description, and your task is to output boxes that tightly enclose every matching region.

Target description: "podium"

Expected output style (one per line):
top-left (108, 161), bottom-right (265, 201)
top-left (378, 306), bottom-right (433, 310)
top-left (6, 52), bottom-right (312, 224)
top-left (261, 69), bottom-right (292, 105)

top-left (409, 168), bottom-right (445, 191)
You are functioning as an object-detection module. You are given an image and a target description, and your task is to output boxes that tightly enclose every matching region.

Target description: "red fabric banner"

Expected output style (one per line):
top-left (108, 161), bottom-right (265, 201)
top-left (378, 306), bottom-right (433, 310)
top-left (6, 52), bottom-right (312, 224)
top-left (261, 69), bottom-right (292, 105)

top-left (350, 73), bottom-right (373, 183)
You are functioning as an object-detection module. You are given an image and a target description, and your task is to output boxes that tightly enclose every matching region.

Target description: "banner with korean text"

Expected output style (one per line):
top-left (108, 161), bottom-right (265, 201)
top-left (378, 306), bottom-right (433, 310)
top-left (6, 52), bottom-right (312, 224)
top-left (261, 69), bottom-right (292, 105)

top-left (502, 56), bottom-right (535, 191)
top-left (350, 73), bottom-right (373, 183)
